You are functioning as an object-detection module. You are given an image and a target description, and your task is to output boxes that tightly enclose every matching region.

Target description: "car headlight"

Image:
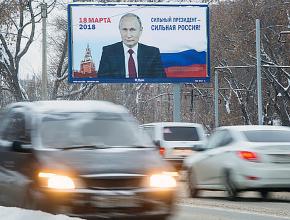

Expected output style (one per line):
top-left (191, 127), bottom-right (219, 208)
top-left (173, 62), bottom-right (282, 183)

top-left (150, 172), bottom-right (177, 188)
top-left (38, 172), bottom-right (75, 189)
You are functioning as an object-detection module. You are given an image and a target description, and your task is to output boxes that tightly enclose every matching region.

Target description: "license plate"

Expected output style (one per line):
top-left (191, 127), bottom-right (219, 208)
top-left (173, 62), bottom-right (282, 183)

top-left (173, 149), bottom-right (192, 156)
top-left (91, 195), bottom-right (140, 208)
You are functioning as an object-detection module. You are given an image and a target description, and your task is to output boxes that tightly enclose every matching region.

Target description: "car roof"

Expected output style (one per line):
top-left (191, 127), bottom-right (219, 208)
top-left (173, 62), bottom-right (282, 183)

top-left (218, 125), bottom-right (290, 132)
top-left (6, 100), bottom-right (129, 114)
top-left (141, 122), bottom-right (204, 128)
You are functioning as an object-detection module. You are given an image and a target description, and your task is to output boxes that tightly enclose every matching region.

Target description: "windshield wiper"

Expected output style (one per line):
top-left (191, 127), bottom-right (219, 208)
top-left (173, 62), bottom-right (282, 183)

top-left (56, 144), bottom-right (110, 150)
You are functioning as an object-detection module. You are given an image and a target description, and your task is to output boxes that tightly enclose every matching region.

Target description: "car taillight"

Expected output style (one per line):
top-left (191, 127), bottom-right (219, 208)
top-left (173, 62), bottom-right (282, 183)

top-left (237, 151), bottom-right (259, 162)
top-left (159, 147), bottom-right (165, 157)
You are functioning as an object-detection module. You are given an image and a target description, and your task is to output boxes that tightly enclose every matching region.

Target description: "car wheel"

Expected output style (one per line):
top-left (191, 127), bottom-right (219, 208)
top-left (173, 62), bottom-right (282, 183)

top-left (21, 188), bottom-right (39, 210)
top-left (187, 169), bottom-right (199, 198)
top-left (224, 170), bottom-right (238, 200)
top-left (259, 190), bottom-right (270, 200)
top-left (22, 188), bottom-right (55, 213)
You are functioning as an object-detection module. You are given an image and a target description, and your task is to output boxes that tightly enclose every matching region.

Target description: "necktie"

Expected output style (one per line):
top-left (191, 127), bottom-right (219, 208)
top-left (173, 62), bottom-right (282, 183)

top-left (128, 49), bottom-right (137, 78)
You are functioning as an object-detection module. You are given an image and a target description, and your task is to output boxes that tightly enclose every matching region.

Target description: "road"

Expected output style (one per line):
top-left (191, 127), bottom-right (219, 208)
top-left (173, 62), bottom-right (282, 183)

top-left (169, 182), bottom-right (290, 220)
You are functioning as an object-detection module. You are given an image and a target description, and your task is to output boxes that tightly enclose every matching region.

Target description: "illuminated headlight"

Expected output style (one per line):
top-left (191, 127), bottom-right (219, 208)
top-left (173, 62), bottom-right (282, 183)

top-left (150, 172), bottom-right (177, 188)
top-left (38, 172), bottom-right (75, 189)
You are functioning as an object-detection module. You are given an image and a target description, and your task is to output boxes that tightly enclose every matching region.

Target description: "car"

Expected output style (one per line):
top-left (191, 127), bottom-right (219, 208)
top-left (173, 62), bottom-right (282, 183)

top-left (140, 122), bottom-right (206, 170)
top-left (185, 125), bottom-right (290, 200)
top-left (0, 100), bottom-right (177, 219)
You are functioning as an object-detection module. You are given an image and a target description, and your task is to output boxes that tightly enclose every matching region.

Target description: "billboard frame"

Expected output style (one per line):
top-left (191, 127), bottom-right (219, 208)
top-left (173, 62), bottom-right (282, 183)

top-left (67, 2), bottom-right (210, 83)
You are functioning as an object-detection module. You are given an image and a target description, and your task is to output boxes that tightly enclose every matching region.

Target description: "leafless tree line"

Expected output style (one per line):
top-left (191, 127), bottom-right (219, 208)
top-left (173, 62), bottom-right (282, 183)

top-left (0, 0), bottom-right (289, 131)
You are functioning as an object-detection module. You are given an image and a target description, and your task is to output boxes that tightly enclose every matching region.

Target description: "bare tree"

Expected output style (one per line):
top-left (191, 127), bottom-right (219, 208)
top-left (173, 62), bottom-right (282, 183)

top-left (0, 0), bottom-right (57, 103)
top-left (211, 0), bottom-right (290, 126)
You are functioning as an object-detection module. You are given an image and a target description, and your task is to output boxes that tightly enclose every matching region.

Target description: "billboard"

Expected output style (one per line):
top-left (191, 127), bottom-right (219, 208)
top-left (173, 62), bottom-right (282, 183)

top-left (68, 3), bottom-right (210, 83)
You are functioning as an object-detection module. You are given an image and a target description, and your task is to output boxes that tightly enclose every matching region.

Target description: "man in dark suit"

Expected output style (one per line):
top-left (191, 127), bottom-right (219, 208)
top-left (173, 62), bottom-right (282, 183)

top-left (98, 13), bottom-right (165, 78)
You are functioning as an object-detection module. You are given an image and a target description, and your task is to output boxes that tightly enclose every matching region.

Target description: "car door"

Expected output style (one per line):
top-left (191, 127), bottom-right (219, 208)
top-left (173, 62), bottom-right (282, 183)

top-left (194, 130), bottom-right (233, 186)
top-left (0, 109), bottom-right (33, 206)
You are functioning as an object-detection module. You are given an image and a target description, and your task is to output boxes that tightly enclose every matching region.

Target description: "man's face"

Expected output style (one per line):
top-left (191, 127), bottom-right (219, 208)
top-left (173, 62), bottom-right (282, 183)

top-left (119, 16), bottom-right (142, 48)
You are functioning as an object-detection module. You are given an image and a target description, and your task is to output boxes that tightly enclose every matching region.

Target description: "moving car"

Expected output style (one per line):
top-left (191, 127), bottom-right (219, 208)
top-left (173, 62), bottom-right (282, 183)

top-left (0, 101), bottom-right (176, 219)
top-left (186, 125), bottom-right (290, 200)
top-left (141, 122), bottom-right (206, 170)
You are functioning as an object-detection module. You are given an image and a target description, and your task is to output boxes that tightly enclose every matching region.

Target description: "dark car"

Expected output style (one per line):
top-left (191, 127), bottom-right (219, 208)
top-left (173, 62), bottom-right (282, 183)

top-left (0, 101), bottom-right (176, 219)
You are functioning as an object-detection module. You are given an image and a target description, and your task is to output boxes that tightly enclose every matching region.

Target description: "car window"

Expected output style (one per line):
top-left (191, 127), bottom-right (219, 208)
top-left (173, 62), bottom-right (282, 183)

top-left (217, 130), bottom-right (233, 147)
top-left (242, 130), bottom-right (290, 142)
top-left (0, 108), bottom-right (11, 138)
top-left (2, 112), bottom-right (31, 143)
top-left (206, 130), bottom-right (232, 149)
top-left (39, 112), bottom-right (152, 148)
top-left (163, 126), bottom-right (200, 141)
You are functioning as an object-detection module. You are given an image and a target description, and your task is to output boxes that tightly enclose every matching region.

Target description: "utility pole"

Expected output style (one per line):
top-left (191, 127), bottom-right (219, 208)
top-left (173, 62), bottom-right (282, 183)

top-left (213, 19), bottom-right (289, 127)
top-left (41, 2), bottom-right (48, 100)
top-left (256, 19), bottom-right (263, 125)
top-left (214, 70), bottom-right (219, 127)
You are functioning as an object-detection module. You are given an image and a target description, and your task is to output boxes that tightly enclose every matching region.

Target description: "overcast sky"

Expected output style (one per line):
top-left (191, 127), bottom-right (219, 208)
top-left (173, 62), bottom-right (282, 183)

top-left (19, 1), bottom-right (66, 80)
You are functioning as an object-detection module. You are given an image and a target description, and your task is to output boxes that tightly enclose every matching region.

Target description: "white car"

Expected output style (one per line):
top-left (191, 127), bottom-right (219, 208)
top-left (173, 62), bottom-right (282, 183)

top-left (141, 122), bottom-right (206, 170)
top-left (185, 125), bottom-right (290, 200)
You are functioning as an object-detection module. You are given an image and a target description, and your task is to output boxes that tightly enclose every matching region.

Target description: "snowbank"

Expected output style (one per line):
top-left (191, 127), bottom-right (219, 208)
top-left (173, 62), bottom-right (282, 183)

top-left (0, 206), bottom-right (83, 220)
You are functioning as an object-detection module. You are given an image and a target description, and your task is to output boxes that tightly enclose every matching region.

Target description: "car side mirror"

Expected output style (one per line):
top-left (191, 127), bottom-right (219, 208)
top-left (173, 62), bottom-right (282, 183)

top-left (153, 140), bottom-right (161, 147)
top-left (11, 140), bottom-right (33, 153)
top-left (193, 145), bottom-right (207, 152)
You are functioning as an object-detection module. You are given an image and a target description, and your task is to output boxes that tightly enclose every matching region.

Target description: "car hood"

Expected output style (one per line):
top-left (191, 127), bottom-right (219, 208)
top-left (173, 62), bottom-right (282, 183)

top-left (34, 148), bottom-right (172, 175)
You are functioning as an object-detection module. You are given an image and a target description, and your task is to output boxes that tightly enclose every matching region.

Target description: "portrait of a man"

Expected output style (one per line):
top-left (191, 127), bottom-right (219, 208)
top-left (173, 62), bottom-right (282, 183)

top-left (98, 13), bottom-right (166, 78)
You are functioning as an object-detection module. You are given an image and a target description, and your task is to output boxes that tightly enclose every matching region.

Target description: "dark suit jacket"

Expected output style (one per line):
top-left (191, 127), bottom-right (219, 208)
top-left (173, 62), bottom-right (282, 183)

top-left (98, 42), bottom-right (166, 78)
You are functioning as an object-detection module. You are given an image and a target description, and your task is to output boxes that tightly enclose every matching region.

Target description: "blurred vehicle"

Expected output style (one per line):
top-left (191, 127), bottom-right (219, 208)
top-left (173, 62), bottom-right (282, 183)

top-left (0, 101), bottom-right (176, 219)
top-left (140, 122), bottom-right (206, 170)
top-left (185, 125), bottom-right (290, 200)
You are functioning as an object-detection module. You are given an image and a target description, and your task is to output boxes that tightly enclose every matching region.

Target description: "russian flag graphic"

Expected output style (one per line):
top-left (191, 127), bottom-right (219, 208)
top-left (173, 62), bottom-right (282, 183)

top-left (161, 49), bottom-right (207, 78)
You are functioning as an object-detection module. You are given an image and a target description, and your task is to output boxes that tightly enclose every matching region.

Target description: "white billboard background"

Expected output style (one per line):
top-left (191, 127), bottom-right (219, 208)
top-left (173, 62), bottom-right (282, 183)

top-left (70, 5), bottom-right (208, 72)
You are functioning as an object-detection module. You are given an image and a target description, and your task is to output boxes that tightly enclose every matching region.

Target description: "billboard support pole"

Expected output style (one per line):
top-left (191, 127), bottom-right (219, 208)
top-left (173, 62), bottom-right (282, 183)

top-left (173, 84), bottom-right (181, 122)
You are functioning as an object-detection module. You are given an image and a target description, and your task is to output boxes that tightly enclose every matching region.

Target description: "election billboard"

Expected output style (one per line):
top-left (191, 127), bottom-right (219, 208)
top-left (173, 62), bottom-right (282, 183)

top-left (68, 3), bottom-right (210, 83)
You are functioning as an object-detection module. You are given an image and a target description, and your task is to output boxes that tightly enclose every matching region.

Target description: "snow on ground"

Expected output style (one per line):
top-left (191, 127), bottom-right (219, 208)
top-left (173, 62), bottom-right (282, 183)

top-left (0, 206), bottom-right (83, 220)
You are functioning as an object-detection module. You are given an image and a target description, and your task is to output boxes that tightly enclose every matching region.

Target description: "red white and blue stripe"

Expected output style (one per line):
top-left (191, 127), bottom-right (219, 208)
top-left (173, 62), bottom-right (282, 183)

top-left (161, 49), bottom-right (207, 78)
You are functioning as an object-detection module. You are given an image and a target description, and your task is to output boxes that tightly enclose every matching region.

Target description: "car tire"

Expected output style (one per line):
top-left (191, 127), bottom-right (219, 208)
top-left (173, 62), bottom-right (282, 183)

top-left (21, 188), bottom-right (39, 210)
top-left (187, 169), bottom-right (199, 198)
top-left (259, 190), bottom-right (270, 200)
top-left (224, 170), bottom-right (238, 200)
top-left (22, 187), bottom-right (55, 213)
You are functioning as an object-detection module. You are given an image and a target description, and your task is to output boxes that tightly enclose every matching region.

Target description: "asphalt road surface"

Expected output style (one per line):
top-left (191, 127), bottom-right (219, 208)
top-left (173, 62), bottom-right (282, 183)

top-left (170, 182), bottom-right (290, 220)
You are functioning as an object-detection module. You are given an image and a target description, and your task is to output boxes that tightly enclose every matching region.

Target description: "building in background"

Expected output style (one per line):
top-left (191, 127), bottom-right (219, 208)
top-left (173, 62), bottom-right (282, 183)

top-left (73, 44), bottom-right (97, 78)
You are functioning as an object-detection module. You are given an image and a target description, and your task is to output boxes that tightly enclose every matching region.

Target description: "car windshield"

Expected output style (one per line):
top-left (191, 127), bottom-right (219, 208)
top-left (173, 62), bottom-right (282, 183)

top-left (163, 126), bottom-right (200, 141)
top-left (39, 112), bottom-right (152, 148)
top-left (242, 130), bottom-right (290, 142)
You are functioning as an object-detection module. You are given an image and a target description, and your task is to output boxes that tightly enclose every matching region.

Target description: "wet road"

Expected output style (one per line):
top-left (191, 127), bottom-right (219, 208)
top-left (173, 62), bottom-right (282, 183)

top-left (169, 182), bottom-right (290, 220)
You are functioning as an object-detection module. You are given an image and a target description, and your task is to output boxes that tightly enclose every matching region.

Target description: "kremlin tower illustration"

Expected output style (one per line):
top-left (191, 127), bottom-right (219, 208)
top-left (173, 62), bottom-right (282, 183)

top-left (73, 44), bottom-right (97, 78)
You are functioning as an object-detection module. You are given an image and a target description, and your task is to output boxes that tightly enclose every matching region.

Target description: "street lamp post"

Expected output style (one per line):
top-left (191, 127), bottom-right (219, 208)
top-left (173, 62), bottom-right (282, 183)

top-left (214, 69), bottom-right (219, 127)
top-left (41, 2), bottom-right (48, 100)
top-left (256, 19), bottom-right (263, 125)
